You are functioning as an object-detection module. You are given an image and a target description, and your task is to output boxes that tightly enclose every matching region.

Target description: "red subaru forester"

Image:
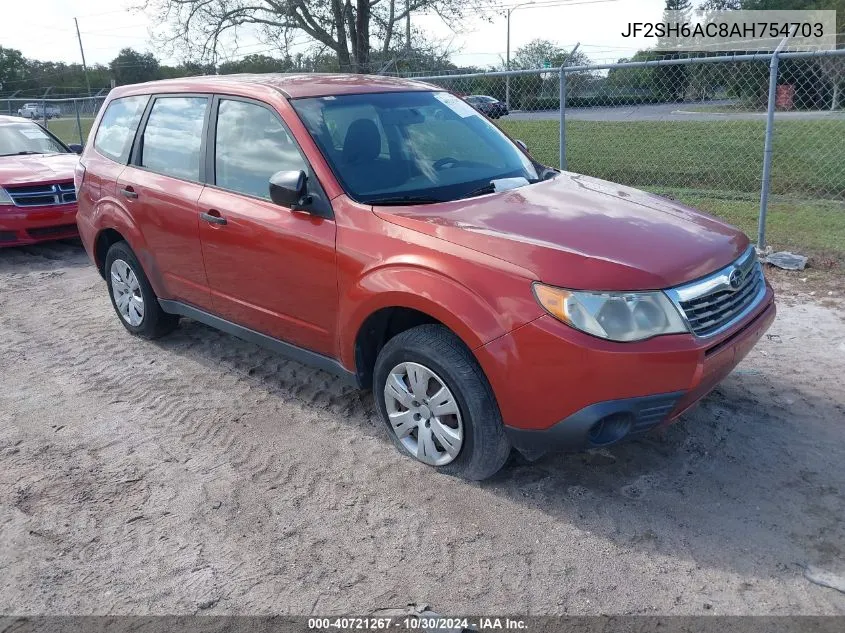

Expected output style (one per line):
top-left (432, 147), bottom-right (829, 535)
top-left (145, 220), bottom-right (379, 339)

top-left (0, 115), bottom-right (82, 246)
top-left (75, 74), bottom-right (775, 480)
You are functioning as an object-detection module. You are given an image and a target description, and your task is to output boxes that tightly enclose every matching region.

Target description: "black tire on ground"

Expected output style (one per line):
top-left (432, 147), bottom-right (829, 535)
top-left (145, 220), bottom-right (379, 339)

top-left (104, 241), bottom-right (179, 339)
top-left (373, 324), bottom-right (511, 480)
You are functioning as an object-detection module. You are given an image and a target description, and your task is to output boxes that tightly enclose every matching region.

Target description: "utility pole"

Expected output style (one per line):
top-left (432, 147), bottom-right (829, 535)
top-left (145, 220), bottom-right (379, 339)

top-left (74, 18), bottom-right (92, 97)
top-left (405, 0), bottom-right (411, 50)
top-left (506, 2), bottom-right (535, 110)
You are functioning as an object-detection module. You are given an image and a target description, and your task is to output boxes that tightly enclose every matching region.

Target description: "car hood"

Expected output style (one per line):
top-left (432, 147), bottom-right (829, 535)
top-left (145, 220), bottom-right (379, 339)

top-left (0, 153), bottom-right (79, 187)
top-left (374, 173), bottom-right (750, 290)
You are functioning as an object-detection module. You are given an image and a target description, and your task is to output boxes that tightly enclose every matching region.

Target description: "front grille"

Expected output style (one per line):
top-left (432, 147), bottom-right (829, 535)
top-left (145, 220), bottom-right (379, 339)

top-left (5, 181), bottom-right (77, 207)
top-left (27, 224), bottom-right (77, 238)
top-left (667, 247), bottom-right (765, 338)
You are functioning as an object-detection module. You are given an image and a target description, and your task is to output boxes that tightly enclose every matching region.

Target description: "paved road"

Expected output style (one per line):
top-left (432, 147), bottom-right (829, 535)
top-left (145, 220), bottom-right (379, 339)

top-left (508, 100), bottom-right (845, 122)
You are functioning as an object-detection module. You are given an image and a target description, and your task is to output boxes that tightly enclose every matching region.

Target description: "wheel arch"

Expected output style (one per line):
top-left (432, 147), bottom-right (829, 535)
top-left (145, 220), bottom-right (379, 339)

top-left (342, 266), bottom-right (509, 389)
top-left (91, 205), bottom-right (164, 296)
top-left (93, 228), bottom-right (126, 278)
top-left (353, 306), bottom-right (447, 389)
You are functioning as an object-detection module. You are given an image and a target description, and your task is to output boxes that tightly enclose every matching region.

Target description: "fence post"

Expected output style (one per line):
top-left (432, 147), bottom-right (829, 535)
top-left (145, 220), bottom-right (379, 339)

top-left (74, 99), bottom-right (84, 145)
top-left (558, 43), bottom-right (579, 172)
top-left (41, 97), bottom-right (47, 128)
top-left (559, 68), bottom-right (567, 171)
top-left (758, 38), bottom-right (788, 250)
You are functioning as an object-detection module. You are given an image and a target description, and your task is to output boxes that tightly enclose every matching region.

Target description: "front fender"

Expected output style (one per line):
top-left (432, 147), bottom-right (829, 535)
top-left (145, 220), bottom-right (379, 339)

top-left (338, 262), bottom-right (541, 371)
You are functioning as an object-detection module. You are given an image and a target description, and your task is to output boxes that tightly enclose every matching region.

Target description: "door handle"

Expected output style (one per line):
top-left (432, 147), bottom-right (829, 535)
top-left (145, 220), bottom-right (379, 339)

top-left (120, 186), bottom-right (138, 199)
top-left (200, 210), bottom-right (227, 226)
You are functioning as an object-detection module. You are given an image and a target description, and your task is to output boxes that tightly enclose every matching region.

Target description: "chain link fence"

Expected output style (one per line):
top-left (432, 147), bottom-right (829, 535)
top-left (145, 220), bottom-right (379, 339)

top-left (411, 48), bottom-right (845, 258)
top-left (0, 96), bottom-right (106, 146)
top-left (1, 55), bottom-right (842, 258)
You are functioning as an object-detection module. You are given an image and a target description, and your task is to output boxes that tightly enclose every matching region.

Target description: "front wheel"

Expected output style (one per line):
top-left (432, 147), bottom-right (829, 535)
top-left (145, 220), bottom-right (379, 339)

top-left (373, 325), bottom-right (511, 480)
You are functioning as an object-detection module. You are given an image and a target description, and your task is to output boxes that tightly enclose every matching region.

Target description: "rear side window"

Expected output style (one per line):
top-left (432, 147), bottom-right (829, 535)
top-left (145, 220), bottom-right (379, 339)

top-left (140, 97), bottom-right (208, 181)
top-left (93, 95), bottom-right (149, 163)
top-left (214, 99), bottom-right (308, 200)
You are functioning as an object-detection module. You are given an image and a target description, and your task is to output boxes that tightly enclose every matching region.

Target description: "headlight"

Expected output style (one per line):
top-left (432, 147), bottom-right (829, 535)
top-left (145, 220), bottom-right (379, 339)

top-left (533, 283), bottom-right (689, 342)
top-left (0, 187), bottom-right (13, 206)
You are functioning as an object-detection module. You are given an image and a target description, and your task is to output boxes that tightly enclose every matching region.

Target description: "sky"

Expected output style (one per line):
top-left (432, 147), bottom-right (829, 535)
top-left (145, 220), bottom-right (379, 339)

top-left (0, 0), bottom-right (671, 69)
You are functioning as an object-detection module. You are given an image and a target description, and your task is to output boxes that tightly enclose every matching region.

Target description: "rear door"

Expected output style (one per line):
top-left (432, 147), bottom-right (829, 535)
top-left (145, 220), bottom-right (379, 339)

top-left (85, 95), bottom-right (149, 204)
top-left (197, 96), bottom-right (338, 357)
top-left (117, 95), bottom-right (212, 309)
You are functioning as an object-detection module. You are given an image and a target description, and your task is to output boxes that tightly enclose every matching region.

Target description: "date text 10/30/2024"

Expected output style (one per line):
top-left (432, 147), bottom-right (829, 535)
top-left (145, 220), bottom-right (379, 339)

top-left (307, 617), bottom-right (528, 630)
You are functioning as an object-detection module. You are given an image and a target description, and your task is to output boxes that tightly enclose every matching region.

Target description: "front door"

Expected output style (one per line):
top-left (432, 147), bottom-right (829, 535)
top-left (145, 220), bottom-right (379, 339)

top-left (198, 97), bottom-right (338, 357)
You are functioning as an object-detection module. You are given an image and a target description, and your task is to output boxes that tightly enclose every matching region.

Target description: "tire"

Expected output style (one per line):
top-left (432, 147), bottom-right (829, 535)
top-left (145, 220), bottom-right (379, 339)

top-left (374, 324), bottom-right (511, 480)
top-left (104, 241), bottom-right (179, 339)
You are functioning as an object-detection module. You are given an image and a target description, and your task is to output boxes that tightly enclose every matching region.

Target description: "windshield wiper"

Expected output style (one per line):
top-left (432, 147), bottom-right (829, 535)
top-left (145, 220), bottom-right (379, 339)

top-left (367, 195), bottom-right (445, 206)
top-left (458, 182), bottom-right (496, 200)
top-left (458, 177), bottom-right (540, 201)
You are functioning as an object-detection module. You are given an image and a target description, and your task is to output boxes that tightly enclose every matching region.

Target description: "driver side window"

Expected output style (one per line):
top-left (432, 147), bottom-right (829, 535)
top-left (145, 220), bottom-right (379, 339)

top-left (214, 99), bottom-right (308, 200)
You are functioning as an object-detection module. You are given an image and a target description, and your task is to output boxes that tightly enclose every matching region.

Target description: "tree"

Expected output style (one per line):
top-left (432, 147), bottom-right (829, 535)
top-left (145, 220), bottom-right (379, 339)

top-left (510, 39), bottom-right (590, 70)
top-left (701, 0), bottom-right (844, 110)
top-left (110, 48), bottom-right (160, 85)
top-left (0, 46), bottom-right (27, 94)
top-left (701, 0), bottom-right (845, 33)
top-left (145, 0), bottom-right (497, 73)
top-left (663, 0), bottom-right (692, 20)
top-left (650, 0), bottom-right (696, 102)
top-left (502, 40), bottom-right (593, 109)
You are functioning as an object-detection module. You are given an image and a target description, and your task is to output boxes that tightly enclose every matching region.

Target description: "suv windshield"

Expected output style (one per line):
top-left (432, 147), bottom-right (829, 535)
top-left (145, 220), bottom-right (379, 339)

top-left (0, 121), bottom-right (68, 156)
top-left (292, 91), bottom-right (538, 204)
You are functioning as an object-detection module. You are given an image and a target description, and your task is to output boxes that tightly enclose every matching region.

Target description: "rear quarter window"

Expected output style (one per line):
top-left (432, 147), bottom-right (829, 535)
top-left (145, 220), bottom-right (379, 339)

top-left (93, 95), bottom-right (149, 163)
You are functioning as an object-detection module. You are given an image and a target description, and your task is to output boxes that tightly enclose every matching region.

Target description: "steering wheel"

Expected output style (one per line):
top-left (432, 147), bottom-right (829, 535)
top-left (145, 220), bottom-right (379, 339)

top-left (433, 157), bottom-right (460, 171)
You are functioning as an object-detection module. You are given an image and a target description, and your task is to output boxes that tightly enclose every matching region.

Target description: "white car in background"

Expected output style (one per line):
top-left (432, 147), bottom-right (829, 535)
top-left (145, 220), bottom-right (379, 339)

top-left (17, 103), bottom-right (61, 119)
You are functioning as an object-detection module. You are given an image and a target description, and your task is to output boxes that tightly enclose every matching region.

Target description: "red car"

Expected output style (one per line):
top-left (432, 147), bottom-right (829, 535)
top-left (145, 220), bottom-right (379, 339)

top-left (76, 75), bottom-right (775, 480)
top-left (0, 115), bottom-right (82, 246)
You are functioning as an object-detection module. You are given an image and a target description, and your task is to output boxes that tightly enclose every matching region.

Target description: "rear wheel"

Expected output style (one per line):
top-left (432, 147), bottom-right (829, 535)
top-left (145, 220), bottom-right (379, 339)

top-left (104, 241), bottom-right (178, 339)
top-left (374, 325), bottom-right (511, 480)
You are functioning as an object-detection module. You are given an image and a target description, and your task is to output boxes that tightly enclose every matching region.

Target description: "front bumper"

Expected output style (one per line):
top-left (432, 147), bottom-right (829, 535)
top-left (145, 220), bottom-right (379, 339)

top-left (504, 391), bottom-right (685, 460)
top-left (0, 203), bottom-right (78, 247)
top-left (475, 284), bottom-right (776, 459)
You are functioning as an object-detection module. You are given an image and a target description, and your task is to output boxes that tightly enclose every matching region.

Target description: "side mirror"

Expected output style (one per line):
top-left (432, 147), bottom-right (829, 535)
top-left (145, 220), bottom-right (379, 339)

top-left (68, 143), bottom-right (83, 154)
top-left (269, 170), bottom-right (310, 209)
top-left (515, 139), bottom-right (528, 153)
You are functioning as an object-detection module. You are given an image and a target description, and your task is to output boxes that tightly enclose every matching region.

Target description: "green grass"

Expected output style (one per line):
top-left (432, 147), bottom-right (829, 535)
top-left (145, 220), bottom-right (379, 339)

top-left (46, 117), bottom-right (95, 145)
top-left (680, 104), bottom-right (765, 113)
top-left (660, 192), bottom-right (845, 262)
top-left (499, 118), bottom-right (845, 263)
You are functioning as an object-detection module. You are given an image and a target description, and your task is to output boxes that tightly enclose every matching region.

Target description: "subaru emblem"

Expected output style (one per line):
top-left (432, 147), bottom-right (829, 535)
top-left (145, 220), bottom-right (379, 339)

top-left (728, 268), bottom-right (742, 290)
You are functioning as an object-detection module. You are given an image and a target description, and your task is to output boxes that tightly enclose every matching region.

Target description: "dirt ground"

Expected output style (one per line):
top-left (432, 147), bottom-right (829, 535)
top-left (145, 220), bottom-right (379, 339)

top-left (1, 241), bottom-right (844, 616)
